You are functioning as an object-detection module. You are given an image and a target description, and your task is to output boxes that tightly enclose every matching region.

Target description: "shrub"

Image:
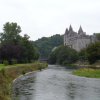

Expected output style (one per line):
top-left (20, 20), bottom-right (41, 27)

top-left (11, 59), bottom-right (17, 65)
top-left (3, 60), bottom-right (9, 66)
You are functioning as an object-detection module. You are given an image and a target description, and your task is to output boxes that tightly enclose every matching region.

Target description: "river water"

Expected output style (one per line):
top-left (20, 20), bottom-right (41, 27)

top-left (13, 65), bottom-right (100, 100)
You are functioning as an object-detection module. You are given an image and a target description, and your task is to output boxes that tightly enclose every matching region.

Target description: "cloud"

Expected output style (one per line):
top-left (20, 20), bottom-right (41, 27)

top-left (0, 0), bottom-right (100, 40)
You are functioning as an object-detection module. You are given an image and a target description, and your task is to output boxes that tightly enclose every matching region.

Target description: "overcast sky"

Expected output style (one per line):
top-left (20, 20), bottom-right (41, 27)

top-left (0, 0), bottom-right (100, 40)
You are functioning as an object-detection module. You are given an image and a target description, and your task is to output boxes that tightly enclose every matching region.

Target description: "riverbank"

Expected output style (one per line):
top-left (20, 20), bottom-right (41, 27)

top-left (12, 65), bottom-right (100, 100)
top-left (72, 61), bottom-right (100, 78)
top-left (0, 62), bottom-right (48, 100)
top-left (73, 68), bottom-right (100, 78)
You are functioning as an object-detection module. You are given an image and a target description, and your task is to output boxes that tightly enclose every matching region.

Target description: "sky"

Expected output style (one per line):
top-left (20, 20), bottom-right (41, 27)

top-left (0, 0), bottom-right (100, 41)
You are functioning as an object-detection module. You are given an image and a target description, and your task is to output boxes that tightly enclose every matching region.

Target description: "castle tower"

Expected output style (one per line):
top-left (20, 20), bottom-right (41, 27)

top-left (65, 28), bottom-right (68, 34)
top-left (78, 26), bottom-right (83, 33)
top-left (69, 25), bottom-right (73, 32)
top-left (78, 26), bottom-right (86, 35)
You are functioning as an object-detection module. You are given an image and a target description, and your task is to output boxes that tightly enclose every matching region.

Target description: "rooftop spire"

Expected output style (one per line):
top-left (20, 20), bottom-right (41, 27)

top-left (78, 26), bottom-right (83, 34)
top-left (65, 28), bottom-right (68, 34)
top-left (69, 25), bottom-right (73, 32)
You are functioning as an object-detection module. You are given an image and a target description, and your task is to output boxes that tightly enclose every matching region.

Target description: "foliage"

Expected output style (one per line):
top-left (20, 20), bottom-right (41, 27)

top-left (34, 34), bottom-right (63, 59)
top-left (48, 50), bottom-right (57, 64)
top-left (49, 45), bottom-right (78, 65)
top-left (3, 60), bottom-right (9, 66)
top-left (78, 48), bottom-right (88, 62)
top-left (0, 22), bottom-right (21, 45)
top-left (94, 33), bottom-right (100, 41)
top-left (11, 59), bottom-right (17, 65)
top-left (86, 42), bottom-right (100, 64)
top-left (0, 22), bottom-right (39, 64)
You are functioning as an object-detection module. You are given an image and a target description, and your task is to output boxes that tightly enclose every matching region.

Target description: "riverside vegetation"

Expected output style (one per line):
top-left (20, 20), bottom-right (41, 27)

top-left (73, 68), bottom-right (100, 78)
top-left (48, 40), bottom-right (100, 78)
top-left (73, 41), bottom-right (100, 78)
top-left (0, 22), bottom-right (48, 100)
top-left (0, 62), bottom-right (48, 100)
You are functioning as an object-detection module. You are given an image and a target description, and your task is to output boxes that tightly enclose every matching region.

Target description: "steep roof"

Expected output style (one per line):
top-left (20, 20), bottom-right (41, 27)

top-left (69, 25), bottom-right (73, 32)
top-left (65, 28), bottom-right (68, 34)
top-left (78, 26), bottom-right (83, 34)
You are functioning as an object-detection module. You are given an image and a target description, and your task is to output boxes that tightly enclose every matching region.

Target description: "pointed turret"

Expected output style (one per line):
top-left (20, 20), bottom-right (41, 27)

top-left (78, 26), bottom-right (83, 34)
top-left (69, 25), bottom-right (73, 32)
top-left (65, 28), bottom-right (68, 34)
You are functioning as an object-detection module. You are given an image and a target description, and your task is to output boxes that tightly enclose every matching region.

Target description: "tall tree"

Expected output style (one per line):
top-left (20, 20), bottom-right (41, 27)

top-left (0, 22), bottom-right (21, 45)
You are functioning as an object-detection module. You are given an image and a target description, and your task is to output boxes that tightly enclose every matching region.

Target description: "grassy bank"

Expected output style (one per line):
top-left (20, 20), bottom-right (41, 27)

top-left (73, 68), bottom-right (100, 78)
top-left (0, 62), bottom-right (48, 100)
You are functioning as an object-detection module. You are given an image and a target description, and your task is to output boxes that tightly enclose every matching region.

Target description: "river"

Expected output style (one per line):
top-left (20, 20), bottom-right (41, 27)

top-left (13, 65), bottom-right (100, 100)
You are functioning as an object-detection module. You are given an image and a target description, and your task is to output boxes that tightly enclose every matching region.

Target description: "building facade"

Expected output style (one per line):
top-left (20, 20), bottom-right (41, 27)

top-left (64, 25), bottom-right (96, 51)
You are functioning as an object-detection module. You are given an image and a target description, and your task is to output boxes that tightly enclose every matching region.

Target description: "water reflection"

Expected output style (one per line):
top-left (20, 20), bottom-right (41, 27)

top-left (13, 65), bottom-right (100, 100)
top-left (12, 72), bottom-right (37, 100)
top-left (66, 82), bottom-right (77, 100)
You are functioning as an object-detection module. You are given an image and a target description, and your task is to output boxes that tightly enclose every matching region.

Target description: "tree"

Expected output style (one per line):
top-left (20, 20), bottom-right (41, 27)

top-left (57, 46), bottom-right (78, 64)
top-left (94, 33), bottom-right (100, 41)
top-left (78, 48), bottom-right (88, 62)
top-left (86, 42), bottom-right (100, 64)
top-left (49, 45), bottom-right (78, 65)
top-left (19, 34), bottom-right (39, 63)
top-left (0, 22), bottom-right (21, 45)
top-left (0, 44), bottom-right (22, 64)
top-left (48, 46), bottom-right (65, 64)
top-left (0, 22), bottom-right (39, 64)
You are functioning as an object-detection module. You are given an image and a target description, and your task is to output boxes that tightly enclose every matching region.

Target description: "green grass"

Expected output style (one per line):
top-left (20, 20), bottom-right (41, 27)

top-left (0, 64), bottom-right (5, 67)
top-left (0, 62), bottom-right (48, 100)
top-left (0, 64), bottom-right (6, 70)
top-left (0, 63), bottom-right (42, 70)
top-left (73, 68), bottom-right (100, 78)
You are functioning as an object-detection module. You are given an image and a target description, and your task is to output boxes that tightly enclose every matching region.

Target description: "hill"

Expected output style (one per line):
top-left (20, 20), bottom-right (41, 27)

top-left (34, 34), bottom-right (63, 59)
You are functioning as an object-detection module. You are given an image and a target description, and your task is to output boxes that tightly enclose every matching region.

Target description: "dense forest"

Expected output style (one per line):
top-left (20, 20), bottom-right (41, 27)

top-left (34, 34), bottom-right (63, 59)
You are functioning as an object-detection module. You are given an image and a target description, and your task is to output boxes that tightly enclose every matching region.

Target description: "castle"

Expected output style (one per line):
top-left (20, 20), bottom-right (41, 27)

top-left (64, 25), bottom-right (96, 51)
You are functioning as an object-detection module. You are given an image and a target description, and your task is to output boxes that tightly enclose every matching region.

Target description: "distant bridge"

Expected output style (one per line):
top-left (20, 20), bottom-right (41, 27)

top-left (39, 58), bottom-right (48, 63)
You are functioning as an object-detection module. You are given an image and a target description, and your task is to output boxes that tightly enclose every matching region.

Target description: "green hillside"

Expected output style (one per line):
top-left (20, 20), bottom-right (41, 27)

top-left (34, 34), bottom-right (63, 59)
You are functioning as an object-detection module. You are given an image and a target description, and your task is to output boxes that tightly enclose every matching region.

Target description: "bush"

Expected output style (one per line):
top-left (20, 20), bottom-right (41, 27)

top-left (11, 59), bottom-right (17, 65)
top-left (3, 60), bottom-right (9, 66)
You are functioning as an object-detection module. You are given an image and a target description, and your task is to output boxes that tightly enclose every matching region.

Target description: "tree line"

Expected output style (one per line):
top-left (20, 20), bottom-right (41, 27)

top-left (49, 40), bottom-right (100, 65)
top-left (0, 22), bottom-right (99, 65)
top-left (0, 22), bottom-right (39, 64)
